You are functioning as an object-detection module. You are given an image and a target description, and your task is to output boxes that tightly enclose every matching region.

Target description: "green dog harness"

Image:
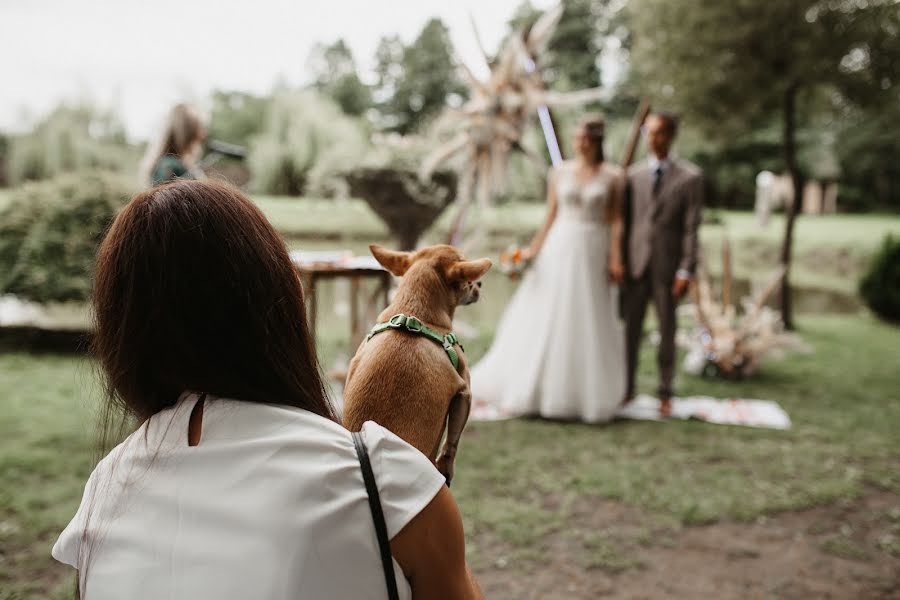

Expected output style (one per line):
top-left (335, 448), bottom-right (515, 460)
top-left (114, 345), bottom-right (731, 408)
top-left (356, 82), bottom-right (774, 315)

top-left (366, 313), bottom-right (464, 370)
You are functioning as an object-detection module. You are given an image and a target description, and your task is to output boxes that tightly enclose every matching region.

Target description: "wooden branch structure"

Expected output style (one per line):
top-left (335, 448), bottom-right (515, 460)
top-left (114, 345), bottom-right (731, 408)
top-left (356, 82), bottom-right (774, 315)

top-left (620, 101), bottom-right (651, 169)
top-left (426, 4), bottom-right (609, 245)
top-left (684, 232), bottom-right (805, 379)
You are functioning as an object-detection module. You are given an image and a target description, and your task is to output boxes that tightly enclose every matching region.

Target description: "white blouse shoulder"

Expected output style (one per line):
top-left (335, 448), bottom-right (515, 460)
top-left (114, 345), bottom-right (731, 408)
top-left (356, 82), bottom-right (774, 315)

top-left (52, 395), bottom-right (446, 600)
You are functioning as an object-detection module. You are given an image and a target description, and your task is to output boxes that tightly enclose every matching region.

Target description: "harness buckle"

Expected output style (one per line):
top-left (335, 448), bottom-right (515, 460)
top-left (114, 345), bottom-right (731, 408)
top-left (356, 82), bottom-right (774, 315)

top-left (388, 314), bottom-right (407, 328)
top-left (405, 316), bottom-right (424, 332)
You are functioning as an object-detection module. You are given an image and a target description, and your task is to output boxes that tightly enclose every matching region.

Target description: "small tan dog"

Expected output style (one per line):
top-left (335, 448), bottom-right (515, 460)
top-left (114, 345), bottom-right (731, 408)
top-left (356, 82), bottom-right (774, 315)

top-left (342, 244), bottom-right (492, 484)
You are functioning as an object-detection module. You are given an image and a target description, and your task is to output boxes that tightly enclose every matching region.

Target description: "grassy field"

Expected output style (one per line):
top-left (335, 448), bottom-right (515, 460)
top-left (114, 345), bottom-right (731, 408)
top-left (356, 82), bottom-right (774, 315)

top-left (2, 314), bottom-right (899, 598)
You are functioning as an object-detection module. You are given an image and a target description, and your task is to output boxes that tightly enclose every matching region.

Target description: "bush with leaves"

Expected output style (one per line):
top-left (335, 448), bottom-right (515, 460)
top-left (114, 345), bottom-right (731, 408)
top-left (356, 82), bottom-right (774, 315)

top-left (7, 103), bottom-right (139, 185)
top-left (0, 171), bottom-right (134, 303)
top-left (247, 91), bottom-right (369, 197)
top-left (859, 235), bottom-right (900, 323)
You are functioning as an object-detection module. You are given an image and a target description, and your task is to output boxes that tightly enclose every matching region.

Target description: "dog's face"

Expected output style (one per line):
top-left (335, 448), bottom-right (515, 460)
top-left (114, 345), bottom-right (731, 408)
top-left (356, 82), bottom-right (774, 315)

top-left (370, 244), bottom-right (492, 308)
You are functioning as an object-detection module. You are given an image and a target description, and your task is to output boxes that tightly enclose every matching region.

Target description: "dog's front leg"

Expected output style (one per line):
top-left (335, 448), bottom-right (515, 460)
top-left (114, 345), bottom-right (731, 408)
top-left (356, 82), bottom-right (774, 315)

top-left (436, 387), bottom-right (471, 486)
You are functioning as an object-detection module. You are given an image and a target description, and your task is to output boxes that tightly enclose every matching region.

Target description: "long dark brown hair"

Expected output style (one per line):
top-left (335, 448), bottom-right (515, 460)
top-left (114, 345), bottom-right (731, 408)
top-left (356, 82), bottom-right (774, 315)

top-left (76, 180), bottom-right (335, 596)
top-left (138, 103), bottom-right (206, 187)
top-left (581, 116), bottom-right (605, 165)
top-left (92, 179), bottom-right (336, 425)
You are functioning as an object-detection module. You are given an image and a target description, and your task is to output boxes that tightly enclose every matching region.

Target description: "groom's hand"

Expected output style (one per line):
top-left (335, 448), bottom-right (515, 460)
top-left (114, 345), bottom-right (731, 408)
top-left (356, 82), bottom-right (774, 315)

top-left (671, 276), bottom-right (691, 299)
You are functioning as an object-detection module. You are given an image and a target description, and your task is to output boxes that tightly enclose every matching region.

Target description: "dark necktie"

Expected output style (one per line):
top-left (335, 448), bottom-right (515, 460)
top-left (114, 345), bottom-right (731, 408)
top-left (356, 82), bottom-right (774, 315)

top-left (652, 165), bottom-right (664, 195)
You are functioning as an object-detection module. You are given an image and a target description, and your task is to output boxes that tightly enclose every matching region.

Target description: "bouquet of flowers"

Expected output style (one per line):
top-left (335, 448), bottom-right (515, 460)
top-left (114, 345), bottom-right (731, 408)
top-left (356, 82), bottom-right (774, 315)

top-left (499, 246), bottom-right (532, 280)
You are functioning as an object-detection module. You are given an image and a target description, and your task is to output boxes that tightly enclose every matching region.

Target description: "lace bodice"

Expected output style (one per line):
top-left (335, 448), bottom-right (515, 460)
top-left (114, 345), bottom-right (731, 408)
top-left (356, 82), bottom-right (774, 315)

top-left (554, 163), bottom-right (617, 224)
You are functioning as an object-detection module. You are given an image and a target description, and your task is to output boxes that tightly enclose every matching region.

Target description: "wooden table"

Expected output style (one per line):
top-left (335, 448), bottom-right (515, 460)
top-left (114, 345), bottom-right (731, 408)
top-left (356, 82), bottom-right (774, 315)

top-left (294, 258), bottom-right (392, 351)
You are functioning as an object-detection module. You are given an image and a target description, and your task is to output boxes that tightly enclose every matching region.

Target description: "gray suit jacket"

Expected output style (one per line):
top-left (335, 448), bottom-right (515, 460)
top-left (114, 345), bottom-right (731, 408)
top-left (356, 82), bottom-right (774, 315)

top-left (626, 159), bottom-right (703, 283)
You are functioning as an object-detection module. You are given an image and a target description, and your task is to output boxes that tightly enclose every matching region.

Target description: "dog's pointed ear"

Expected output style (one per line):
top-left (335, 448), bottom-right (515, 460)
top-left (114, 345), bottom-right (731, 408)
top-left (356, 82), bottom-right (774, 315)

top-left (448, 258), bottom-right (492, 282)
top-left (370, 244), bottom-right (412, 276)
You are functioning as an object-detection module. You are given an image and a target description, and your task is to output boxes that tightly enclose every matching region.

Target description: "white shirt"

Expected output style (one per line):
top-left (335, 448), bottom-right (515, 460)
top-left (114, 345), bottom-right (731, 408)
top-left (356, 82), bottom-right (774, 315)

top-left (52, 393), bottom-right (445, 600)
top-left (648, 155), bottom-right (672, 173)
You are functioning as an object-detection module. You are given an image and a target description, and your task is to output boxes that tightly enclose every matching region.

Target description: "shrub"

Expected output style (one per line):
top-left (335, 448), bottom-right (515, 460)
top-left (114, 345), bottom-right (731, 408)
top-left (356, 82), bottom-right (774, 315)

top-left (0, 171), bottom-right (135, 303)
top-left (247, 91), bottom-right (369, 196)
top-left (7, 103), bottom-right (140, 185)
top-left (859, 235), bottom-right (900, 323)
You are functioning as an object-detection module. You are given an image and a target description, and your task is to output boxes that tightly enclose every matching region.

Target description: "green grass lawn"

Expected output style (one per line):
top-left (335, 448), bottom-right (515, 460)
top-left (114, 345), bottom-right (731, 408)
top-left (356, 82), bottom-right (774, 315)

top-left (457, 315), bottom-right (900, 553)
top-left (2, 314), bottom-right (898, 598)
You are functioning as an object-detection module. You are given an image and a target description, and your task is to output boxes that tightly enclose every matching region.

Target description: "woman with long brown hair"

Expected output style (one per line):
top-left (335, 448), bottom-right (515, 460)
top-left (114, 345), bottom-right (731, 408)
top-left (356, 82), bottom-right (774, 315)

top-left (470, 115), bottom-right (628, 423)
top-left (139, 103), bottom-right (207, 187)
top-left (52, 180), bottom-right (482, 599)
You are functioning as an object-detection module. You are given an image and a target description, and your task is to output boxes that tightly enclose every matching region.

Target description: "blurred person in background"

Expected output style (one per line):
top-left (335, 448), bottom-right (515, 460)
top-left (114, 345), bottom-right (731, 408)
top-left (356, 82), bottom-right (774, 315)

top-left (622, 112), bottom-right (703, 417)
top-left (140, 103), bottom-right (207, 187)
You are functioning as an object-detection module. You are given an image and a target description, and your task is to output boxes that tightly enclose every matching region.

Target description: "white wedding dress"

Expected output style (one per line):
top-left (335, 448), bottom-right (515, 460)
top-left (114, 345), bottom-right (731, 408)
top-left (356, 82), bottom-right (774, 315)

top-left (471, 163), bottom-right (626, 423)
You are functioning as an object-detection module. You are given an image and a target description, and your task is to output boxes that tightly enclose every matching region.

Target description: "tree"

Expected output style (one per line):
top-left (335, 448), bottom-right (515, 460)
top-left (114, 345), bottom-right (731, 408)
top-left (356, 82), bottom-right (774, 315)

top-left (372, 36), bottom-right (405, 98)
top-left (833, 96), bottom-right (900, 212)
top-left (307, 39), bottom-right (372, 117)
top-left (7, 102), bottom-right (136, 184)
top-left (247, 91), bottom-right (368, 196)
top-left (208, 90), bottom-right (272, 147)
top-left (378, 19), bottom-right (465, 134)
top-left (628, 0), bottom-right (900, 329)
top-left (507, 0), bottom-right (606, 91)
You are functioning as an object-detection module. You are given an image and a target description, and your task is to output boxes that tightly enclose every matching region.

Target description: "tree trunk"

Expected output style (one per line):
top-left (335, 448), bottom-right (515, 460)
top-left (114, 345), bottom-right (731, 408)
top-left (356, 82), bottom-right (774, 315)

top-left (780, 85), bottom-right (802, 330)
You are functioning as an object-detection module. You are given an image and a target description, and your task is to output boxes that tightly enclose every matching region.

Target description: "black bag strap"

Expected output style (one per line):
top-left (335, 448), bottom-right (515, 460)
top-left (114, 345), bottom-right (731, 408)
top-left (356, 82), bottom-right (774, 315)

top-left (352, 431), bottom-right (400, 600)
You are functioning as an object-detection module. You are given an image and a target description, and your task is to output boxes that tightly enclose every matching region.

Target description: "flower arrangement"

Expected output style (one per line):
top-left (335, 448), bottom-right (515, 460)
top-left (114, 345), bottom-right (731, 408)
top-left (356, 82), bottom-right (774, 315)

top-left (499, 246), bottom-right (532, 280)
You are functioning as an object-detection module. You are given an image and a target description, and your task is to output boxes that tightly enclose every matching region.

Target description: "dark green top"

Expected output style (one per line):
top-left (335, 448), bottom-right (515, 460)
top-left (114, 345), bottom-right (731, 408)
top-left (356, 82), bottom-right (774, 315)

top-left (151, 155), bottom-right (193, 187)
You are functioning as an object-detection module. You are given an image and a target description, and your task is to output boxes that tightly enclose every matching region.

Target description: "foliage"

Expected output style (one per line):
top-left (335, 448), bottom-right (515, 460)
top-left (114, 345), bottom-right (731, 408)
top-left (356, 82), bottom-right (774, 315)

top-left (0, 131), bottom-right (8, 186)
top-left (207, 90), bottom-right (273, 148)
top-left (0, 171), bottom-right (134, 302)
top-left (307, 39), bottom-right (372, 117)
top-left (628, 0), bottom-right (900, 137)
top-left (247, 91), bottom-right (369, 196)
top-left (7, 102), bottom-right (139, 185)
top-left (625, 0), bottom-right (900, 209)
top-left (859, 235), bottom-right (900, 323)
top-left (833, 100), bottom-right (900, 212)
top-left (508, 0), bottom-right (609, 91)
top-left (373, 18), bottom-right (466, 134)
top-left (372, 35), bottom-right (405, 109)
top-left (359, 132), bottom-right (436, 172)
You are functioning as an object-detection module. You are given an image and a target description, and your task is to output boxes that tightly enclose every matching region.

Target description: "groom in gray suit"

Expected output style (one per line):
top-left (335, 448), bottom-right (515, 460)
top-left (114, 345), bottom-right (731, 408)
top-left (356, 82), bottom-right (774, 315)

top-left (622, 112), bottom-right (703, 416)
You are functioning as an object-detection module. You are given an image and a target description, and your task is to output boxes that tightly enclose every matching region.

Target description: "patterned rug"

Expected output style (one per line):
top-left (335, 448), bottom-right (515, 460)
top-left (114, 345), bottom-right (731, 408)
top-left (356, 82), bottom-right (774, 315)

top-left (471, 393), bottom-right (792, 430)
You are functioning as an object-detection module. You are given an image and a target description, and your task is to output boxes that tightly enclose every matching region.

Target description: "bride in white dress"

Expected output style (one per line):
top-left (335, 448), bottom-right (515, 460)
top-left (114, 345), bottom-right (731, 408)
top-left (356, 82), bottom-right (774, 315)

top-left (471, 117), bottom-right (627, 423)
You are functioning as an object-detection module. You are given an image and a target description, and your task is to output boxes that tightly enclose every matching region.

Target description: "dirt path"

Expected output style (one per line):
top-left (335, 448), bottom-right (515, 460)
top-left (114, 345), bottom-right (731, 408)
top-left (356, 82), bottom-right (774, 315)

top-left (473, 490), bottom-right (900, 599)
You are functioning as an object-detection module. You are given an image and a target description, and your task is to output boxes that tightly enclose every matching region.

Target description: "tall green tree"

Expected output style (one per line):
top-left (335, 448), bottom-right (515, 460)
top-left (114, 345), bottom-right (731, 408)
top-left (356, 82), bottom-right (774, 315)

top-left (377, 19), bottom-right (465, 134)
top-left (628, 0), bottom-right (900, 328)
top-left (307, 39), bottom-right (372, 117)
top-left (834, 100), bottom-right (900, 211)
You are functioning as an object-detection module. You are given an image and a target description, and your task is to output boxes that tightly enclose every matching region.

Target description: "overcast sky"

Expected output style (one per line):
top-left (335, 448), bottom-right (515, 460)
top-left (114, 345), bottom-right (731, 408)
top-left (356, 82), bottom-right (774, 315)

top-left (0, 0), bottom-right (558, 140)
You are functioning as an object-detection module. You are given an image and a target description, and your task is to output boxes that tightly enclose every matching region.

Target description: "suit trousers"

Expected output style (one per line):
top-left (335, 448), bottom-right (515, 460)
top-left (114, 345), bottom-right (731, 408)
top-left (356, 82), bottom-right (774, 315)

top-left (623, 269), bottom-right (677, 399)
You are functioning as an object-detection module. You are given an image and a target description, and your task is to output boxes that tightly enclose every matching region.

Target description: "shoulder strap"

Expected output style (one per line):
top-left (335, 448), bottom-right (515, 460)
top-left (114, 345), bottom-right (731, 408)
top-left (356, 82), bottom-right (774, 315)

top-left (352, 431), bottom-right (400, 600)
